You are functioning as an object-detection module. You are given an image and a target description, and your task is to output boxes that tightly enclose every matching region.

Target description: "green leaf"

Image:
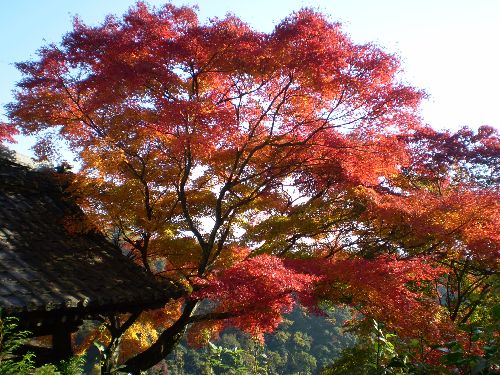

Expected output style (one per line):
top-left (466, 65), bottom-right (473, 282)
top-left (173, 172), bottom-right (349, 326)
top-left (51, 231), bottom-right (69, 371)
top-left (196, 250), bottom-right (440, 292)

top-left (471, 359), bottom-right (488, 375)
top-left (442, 352), bottom-right (464, 364)
top-left (491, 304), bottom-right (500, 321)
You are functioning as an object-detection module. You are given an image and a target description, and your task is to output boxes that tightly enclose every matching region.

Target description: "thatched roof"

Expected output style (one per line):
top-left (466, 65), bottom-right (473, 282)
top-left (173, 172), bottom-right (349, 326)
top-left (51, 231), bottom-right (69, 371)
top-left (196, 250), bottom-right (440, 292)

top-left (0, 153), bottom-right (174, 324)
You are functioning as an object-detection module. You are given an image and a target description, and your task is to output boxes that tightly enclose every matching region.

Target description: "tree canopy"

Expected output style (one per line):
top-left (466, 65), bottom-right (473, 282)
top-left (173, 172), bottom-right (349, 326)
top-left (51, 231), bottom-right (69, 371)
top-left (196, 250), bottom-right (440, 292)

top-left (3, 2), bottom-right (498, 373)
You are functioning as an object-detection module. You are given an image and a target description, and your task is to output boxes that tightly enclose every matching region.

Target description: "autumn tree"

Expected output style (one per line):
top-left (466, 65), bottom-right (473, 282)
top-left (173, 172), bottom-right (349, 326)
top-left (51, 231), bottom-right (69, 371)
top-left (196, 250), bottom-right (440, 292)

top-left (4, 2), bottom-right (498, 373)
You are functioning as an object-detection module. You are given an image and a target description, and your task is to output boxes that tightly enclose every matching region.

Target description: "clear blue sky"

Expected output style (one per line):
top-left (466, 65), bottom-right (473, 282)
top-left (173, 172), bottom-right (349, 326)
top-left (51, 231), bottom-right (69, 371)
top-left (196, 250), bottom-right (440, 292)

top-left (1, 0), bottom-right (499, 156)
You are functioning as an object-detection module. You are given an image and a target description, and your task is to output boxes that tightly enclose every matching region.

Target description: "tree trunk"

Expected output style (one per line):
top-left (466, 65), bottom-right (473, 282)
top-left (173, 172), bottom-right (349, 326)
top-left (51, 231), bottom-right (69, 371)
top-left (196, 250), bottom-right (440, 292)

top-left (122, 301), bottom-right (198, 373)
top-left (101, 311), bottom-right (142, 374)
top-left (101, 335), bottom-right (123, 375)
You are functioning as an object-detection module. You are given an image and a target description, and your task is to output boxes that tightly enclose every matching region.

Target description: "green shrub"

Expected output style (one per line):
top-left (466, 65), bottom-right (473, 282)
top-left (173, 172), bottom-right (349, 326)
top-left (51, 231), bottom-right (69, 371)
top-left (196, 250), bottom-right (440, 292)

top-left (0, 312), bottom-right (84, 375)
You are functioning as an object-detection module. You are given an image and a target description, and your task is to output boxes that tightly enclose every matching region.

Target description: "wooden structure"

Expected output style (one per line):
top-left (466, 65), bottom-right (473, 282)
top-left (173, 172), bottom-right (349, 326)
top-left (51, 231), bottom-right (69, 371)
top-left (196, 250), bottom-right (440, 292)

top-left (0, 152), bottom-right (174, 361)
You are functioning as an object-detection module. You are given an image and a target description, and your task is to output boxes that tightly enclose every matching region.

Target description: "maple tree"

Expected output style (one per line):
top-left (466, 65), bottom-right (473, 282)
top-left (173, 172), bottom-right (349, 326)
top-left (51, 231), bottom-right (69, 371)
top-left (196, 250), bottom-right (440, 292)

top-left (4, 2), bottom-right (499, 373)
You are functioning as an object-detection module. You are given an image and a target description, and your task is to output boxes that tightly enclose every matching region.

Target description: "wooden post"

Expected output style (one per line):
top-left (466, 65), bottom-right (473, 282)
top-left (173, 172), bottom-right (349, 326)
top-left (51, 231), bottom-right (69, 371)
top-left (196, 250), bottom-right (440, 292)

top-left (52, 327), bottom-right (73, 360)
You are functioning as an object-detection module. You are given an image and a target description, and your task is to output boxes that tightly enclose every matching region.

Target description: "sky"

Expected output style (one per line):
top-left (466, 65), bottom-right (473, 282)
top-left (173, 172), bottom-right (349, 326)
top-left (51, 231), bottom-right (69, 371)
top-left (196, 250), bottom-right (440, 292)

top-left (1, 0), bottom-right (499, 157)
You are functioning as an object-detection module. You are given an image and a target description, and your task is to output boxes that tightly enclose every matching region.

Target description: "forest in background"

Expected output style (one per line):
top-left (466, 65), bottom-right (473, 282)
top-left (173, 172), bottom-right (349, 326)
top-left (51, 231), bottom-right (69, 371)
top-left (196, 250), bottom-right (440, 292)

top-left (164, 306), bottom-right (354, 374)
